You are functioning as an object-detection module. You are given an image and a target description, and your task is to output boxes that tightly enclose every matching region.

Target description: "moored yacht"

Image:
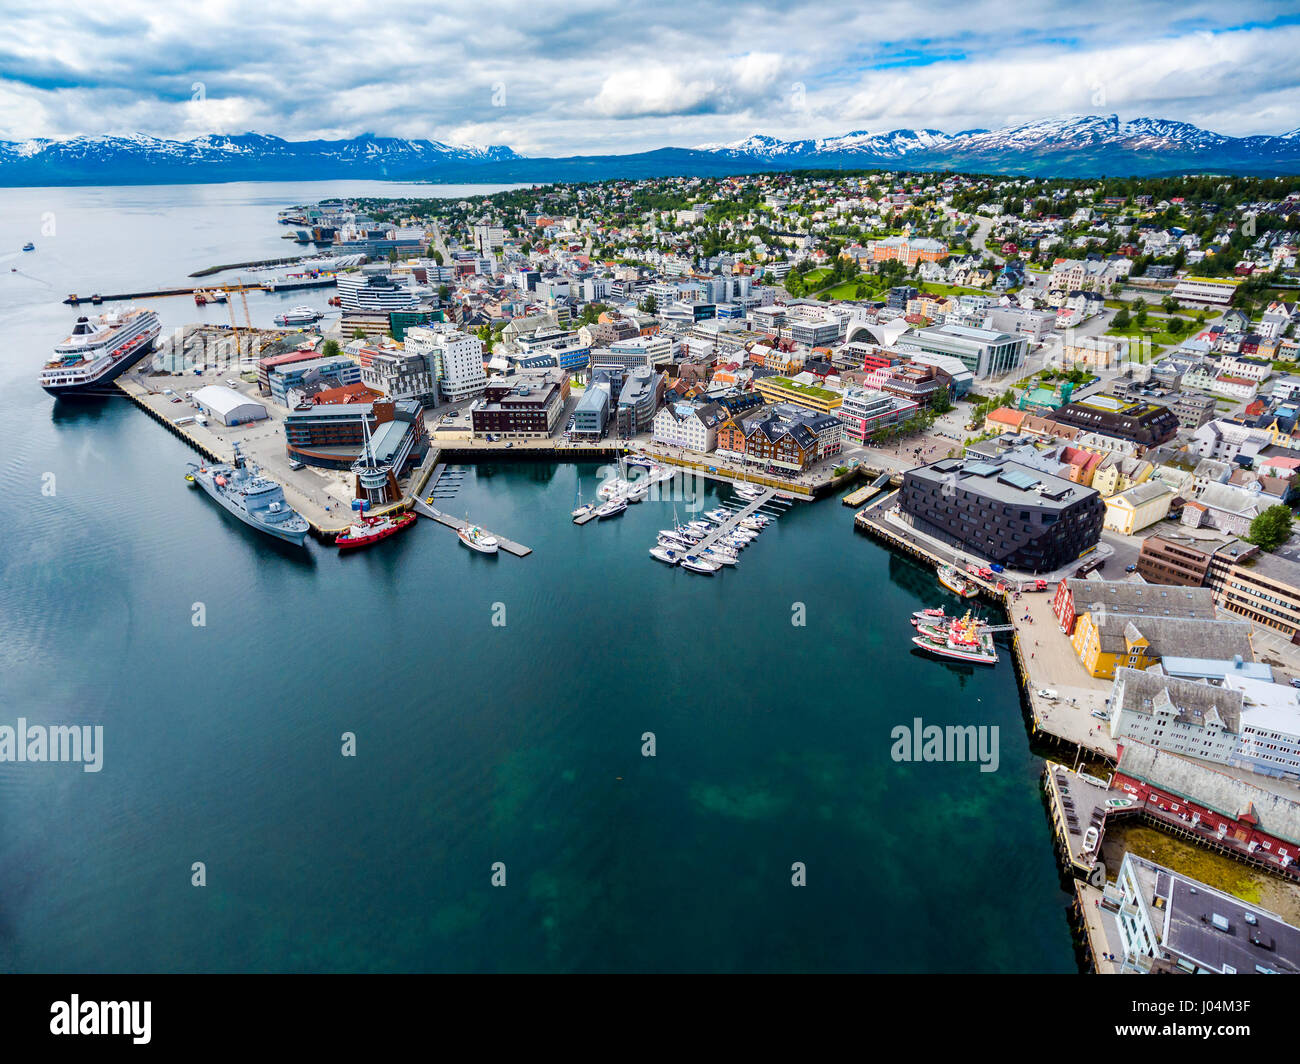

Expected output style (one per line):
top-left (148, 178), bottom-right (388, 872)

top-left (275, 305), bottom-right (324, 326)
top-left (457, 522), bottom-right (499, 553)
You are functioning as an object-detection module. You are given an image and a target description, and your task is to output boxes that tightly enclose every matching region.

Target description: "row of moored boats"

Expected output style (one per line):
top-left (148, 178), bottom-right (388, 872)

top-left (650, 494), bottom-right (776, 575)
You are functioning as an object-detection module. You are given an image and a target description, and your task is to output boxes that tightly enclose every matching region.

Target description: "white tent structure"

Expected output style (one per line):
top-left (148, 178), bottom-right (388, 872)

top-left (192, 385), bottom-right (268, 426)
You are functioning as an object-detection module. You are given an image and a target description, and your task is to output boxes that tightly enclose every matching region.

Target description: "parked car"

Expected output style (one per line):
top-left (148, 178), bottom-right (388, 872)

top-left (1125, 564), bottom-right (1138, 573)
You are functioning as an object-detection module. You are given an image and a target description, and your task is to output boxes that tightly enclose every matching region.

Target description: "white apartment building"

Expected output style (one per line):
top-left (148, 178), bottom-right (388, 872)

top-left (471, 222), bottom-right (506, 253)
top-left (404, 324), bottom-right (486, 403)
top-left (651, 401), bottom-right (725, 452)
top-left (1109, 667), bottom-right (1300, 781)
top-left (1108, 667), bottom-right (1240, 764)
top-left (607, 334), bottom-right (673, 369)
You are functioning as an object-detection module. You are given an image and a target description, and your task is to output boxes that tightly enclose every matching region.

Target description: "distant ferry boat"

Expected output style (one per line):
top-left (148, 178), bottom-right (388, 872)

top-left (40, 308), bottom-right (161, 398)
top-left (275, 305), bottom-right (323, 326)
top-left (185, 443), bottom-right (309, 546)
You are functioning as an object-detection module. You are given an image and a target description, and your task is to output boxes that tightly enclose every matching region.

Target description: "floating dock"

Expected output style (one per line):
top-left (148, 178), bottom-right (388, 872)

top-left (842, 471), bottom-right (895, 507)
top-left (410, 498), bottom-right (531, 557)
top-left (688, 489), bottom-right (776, 554)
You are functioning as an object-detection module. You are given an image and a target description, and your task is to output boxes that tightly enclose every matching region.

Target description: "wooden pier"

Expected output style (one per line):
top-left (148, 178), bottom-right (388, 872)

top-left (842, 471), bottom-right (896, 507)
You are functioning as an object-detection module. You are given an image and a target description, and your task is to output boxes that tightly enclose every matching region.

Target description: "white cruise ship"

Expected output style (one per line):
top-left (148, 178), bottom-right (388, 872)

top-left (40, 308), bottom-right (162, 398)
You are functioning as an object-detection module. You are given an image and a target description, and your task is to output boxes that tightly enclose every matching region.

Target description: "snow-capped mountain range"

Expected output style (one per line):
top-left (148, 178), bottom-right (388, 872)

top-left (0, 131), bottom-right (520, 185)
top-left (2, 116), bottom-right (1299, 186)
top-left (692, 115), bottom-right (1300, 166)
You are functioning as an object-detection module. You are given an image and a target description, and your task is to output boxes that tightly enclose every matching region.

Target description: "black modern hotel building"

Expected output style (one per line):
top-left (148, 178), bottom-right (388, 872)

top-left (900, 456), bottom-right (1105, 572)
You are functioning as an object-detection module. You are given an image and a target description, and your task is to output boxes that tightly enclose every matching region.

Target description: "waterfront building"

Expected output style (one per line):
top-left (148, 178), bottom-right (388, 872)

top-left (1114, 741), bottom-right (1300, 877)
top-left (769, 403), bottom-right (842, 462)
top-left (901, 456), bottom-right (1103, 571)
top-left (1070, 608), bottom-right (1253, 680)
top-left (572, 383), bottom-right (611, 438)
top-left (743, 412), bottom-right (818, 472)
top-left (614, 367), bottom-right (665, 437)
top-left (1109, 666), bottom-right (1242, 765)
top-left (471, 370), bottom-right (568, 439)
top-left (652, 401), bottom-right (726, 452)
top-left (284, 397), bottom-right (428, 476)
top-left (1113, 852), bottom-right (1300, 974)
top-left (1053, 577), bottom-right (1217, 629)
top-left (337, 272), bottom-right (420, 313)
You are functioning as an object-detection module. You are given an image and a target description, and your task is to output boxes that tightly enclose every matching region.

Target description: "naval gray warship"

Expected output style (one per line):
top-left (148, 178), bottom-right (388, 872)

top-left (186, 443), bottom-right (310, 545)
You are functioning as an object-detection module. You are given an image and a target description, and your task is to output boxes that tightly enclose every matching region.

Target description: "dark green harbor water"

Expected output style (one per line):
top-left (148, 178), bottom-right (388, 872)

top-left (0, 183), bottom-right (1075, 972)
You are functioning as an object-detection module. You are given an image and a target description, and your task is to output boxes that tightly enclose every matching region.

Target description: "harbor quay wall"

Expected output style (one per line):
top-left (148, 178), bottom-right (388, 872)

top-left (852, 492), bottom-right (1113, 764)
top-left (116, 375), bottom-right (439, 540)
top-left (856, 494), bottom-right (1300, 932)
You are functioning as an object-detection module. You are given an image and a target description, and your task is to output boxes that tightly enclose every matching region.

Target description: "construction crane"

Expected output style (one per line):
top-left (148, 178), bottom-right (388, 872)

top-left (220, 277), bottom-right (254, 363)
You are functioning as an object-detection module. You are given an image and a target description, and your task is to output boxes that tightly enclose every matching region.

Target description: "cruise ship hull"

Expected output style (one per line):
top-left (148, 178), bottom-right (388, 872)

top-left (42, 339), bottom-right (156, 399)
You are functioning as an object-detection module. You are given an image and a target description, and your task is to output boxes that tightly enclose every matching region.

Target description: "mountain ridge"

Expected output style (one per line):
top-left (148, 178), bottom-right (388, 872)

top-left (3, 116), bottom-right (1299, 186)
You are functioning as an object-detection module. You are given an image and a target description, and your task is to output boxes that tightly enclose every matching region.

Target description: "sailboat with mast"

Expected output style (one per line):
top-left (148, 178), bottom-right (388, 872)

top-left (572, 477), bottom-right (595, 521)
top-left (734, 460), bottom-right (764, 501)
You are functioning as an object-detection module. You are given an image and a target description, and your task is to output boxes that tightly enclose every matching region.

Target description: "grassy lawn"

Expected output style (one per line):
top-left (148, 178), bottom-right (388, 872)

top-left (820, 281), bottom-right (867, 300)
top-left (1106, 299), bottom-right (1206, 319)
top-left (918, 282), bottom-right (995, 298)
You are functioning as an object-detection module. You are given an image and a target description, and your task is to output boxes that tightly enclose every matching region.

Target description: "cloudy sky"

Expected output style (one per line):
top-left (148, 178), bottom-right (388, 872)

top-left (1, 0), bottom-right (1298, 153)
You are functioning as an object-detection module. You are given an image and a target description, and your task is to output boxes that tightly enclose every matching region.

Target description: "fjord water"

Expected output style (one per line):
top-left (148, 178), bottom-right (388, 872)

top-left (0, 183), bottom-right (1074, 972)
